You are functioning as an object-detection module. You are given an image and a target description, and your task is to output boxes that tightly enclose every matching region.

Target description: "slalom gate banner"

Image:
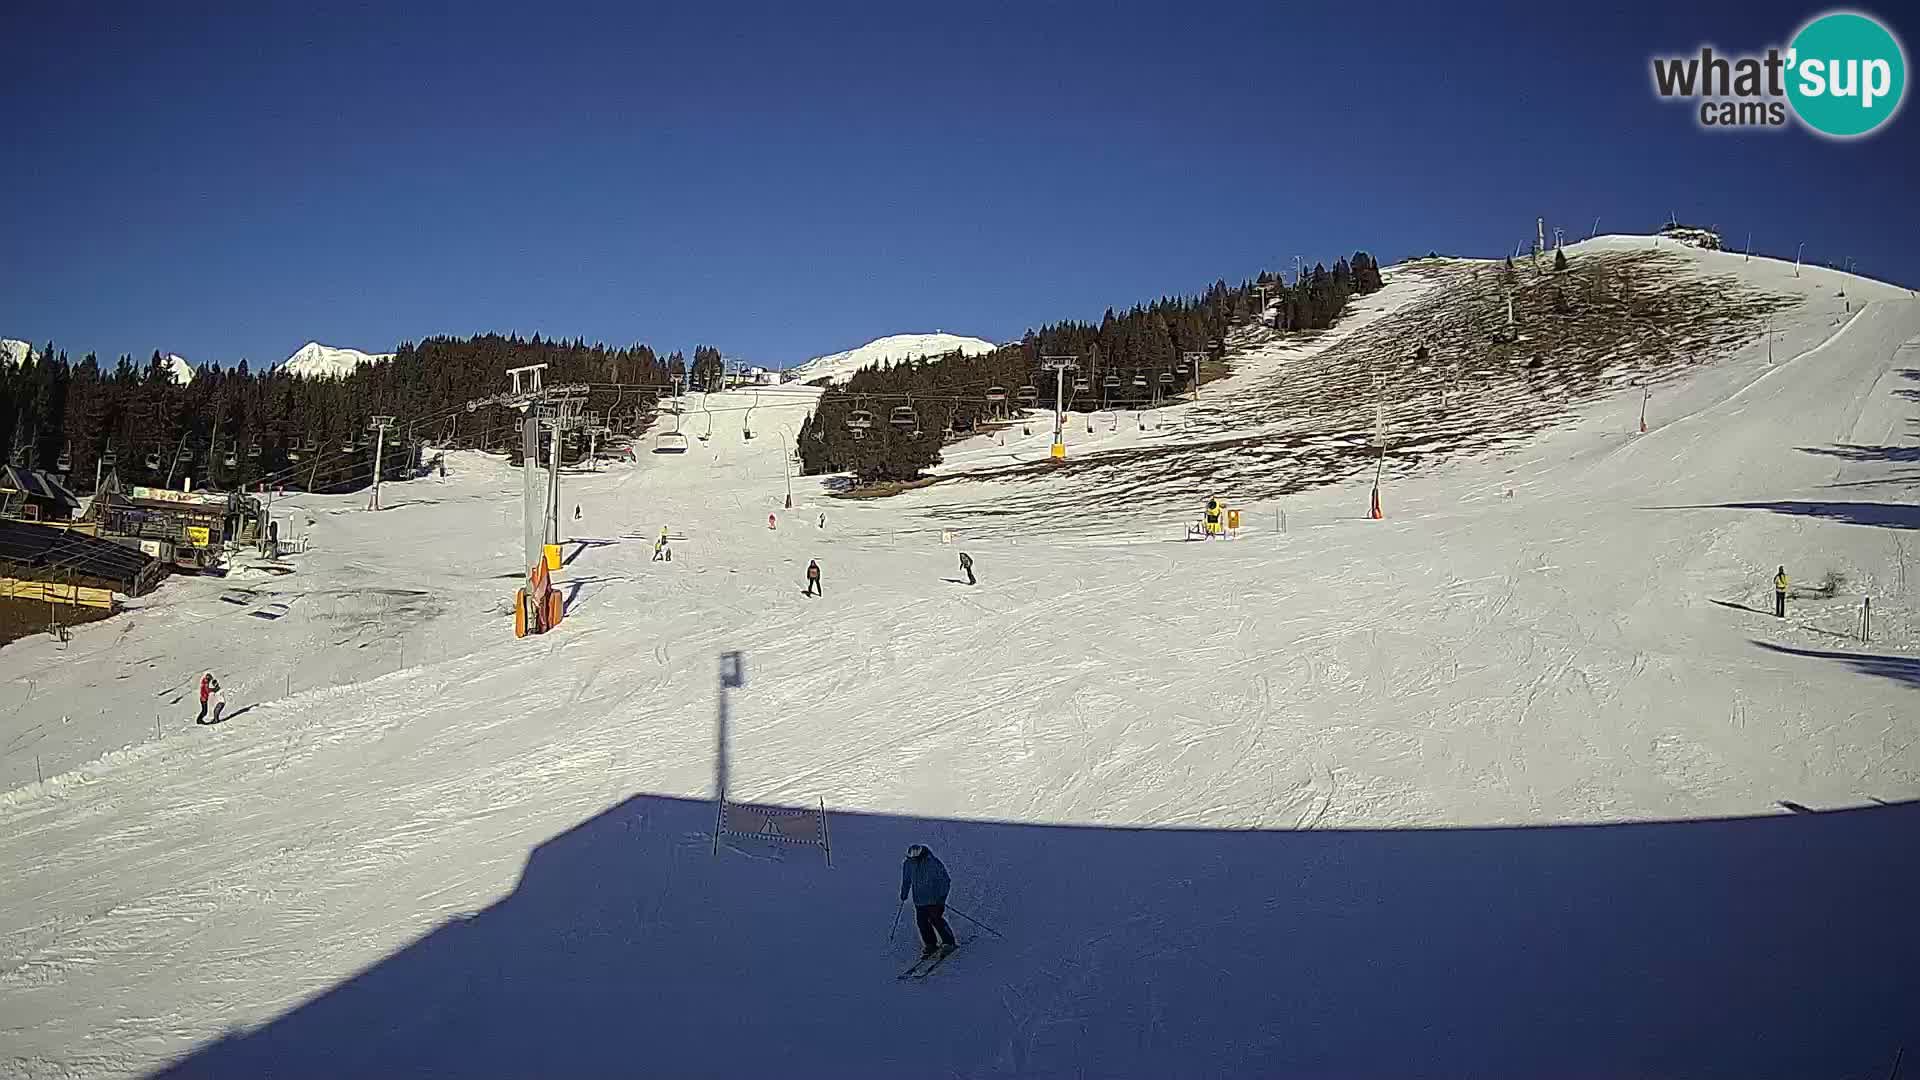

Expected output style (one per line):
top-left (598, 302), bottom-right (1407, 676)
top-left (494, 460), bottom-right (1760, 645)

top-left (715, 797), bottom-right (833, 866)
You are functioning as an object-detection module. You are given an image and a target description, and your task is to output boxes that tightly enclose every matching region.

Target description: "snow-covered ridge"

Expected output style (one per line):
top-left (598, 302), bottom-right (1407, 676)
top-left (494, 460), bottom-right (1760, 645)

top-left (786, 331), bottom-right (996, 384)
top-left (281, 341), bottom-right (395, 380)
top-left (163, 353), bottom-right (194, 385)
top-left (1, 338), bottom-right (37, 365)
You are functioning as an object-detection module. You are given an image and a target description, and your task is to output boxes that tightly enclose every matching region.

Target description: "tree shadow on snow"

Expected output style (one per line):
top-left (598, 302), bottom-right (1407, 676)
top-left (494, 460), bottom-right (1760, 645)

top-left (1752, 640), bottom-right (1920, 691)
top-left (149, 798), bottom-right (1919, 1079)
top-left (1795, 443), bottom-right (1920, 465)
top-left (1648, 500), bottom-right (1920, 529)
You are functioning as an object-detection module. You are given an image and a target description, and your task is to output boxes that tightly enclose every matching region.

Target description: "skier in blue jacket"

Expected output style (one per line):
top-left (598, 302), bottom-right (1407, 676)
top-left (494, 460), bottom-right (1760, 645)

top-left (900, 844), bottom-right (957, 955)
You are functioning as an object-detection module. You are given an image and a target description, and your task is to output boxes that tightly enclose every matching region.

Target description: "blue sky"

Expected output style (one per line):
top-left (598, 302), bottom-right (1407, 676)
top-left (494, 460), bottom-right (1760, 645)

top-left (1, 1), bottom-right (1913, 370)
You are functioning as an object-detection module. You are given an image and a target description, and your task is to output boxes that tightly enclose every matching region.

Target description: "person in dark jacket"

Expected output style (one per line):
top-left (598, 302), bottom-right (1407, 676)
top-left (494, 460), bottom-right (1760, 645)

top-left (958, 551), bottom-right (975, 586)
top-left (1774, 565), bottom-right (1789, 618)
top-left (804, 560), bottom-right (822, 597)
top-left (900, 843), bottom-right (956, 954)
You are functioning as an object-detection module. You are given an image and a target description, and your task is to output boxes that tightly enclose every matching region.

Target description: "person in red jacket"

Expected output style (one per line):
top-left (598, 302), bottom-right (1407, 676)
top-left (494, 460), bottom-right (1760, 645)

top-left (196, 672), bottom-right (221, 724)
top-left (195, 672), bottom-right (225, 722)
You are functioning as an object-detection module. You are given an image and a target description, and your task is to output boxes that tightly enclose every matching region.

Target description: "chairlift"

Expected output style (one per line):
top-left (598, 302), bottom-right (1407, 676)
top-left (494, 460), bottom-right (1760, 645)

top-left (1102, 374), bottom-right (1120, 390)
top-left (653, 432), bottom-right (689, 454)
top-left (224, 442), bottom-right (238, 467)
top-left (248, 439), bottom-right (262, 459)
top-left (1159, 370), bottom-right (1175, 386)
top-left (1017, 385), bottom-right (1039, 407)
top-left (145, 450), bottom-right (162, 470)
top-left (1073, 377), bottom-right (1090, 393)
top-left (304, 436), bottom-right (319, 452)
top-left (100, 444), bottom-right (117, 469)
top-left (846, 409), bottom-right (876, 440)
top-left (984, 386), bottom-right (1008, 404)
top-left (56, 442), bottom-right (72, 472)
top-left (1131, 372), bottom-right (1148, 390)
top-left (889, 405), bottom-right (918, 430)
top-left (175, 444), bottom-right (194, 464)
top-left (340, 436), bottom-right (356, 453)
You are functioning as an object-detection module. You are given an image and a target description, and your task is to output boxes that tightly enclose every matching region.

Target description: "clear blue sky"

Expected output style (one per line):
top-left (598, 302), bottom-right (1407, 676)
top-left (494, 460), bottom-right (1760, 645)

top-left (2, 1), bottom-right (1913, 371)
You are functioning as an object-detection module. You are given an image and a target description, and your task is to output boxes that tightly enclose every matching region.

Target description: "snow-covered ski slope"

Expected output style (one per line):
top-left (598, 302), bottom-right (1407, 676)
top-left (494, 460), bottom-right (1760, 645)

top-left (2, 237), bottom-right (1917, 1078)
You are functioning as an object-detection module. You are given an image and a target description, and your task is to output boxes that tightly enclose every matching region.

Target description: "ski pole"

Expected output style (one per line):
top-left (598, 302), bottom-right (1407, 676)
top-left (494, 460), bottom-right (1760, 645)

top-left (945, 905), bottom-right (1005, 939)
top-left (888, 899), bottom-right (904, 942)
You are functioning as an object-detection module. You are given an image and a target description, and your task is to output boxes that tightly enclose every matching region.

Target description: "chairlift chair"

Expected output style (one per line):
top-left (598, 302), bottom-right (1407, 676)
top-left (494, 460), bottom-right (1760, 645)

top-left (1017, 385), bottom-right (1039, 408)
top-left (176, 444), bottom-right (194, 464)
top-left (248, 439), bottom-right (262, 459)
top-left (144, 450), bottom-right (161, 470)
top-left (1131, 373), bottom-right (1148, 390)
top-left (653, 432), bottom-right (689, 454)
top-left (56, 443), bottom-right (72, 472)
top-left (889, 405), bottom-right (918, 430)
top-left (1073, 377), bottom-right (1090, 393)
top-left (224, 442), bottom-right (238, 467)
top-left (984, 386), bottom-right (1008, 404)
top-left (846, 409), bottom-right (876, 440)
top-left (1159, 370), bottom-right (1175, 386)
top-left (100, 444), bottom-right (118, 469)
top-left (1102, 374), bottom-right (1120, 390)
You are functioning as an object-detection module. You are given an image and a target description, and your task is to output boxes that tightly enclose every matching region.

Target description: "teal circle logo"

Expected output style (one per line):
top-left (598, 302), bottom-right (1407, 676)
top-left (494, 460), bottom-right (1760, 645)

top-left (1786, 11), bottom-right (1907, 137)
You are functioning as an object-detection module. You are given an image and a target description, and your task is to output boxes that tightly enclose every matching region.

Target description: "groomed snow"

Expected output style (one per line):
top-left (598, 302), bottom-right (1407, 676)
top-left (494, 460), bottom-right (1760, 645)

top-left (1, 240), bottom-right (1916, 1077)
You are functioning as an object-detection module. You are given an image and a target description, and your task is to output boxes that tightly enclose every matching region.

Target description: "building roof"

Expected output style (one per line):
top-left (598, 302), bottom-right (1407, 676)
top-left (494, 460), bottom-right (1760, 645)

top-left (0, 518), bottom-right (161, 593)
top-left (0, 466), bottom-right (82, 510)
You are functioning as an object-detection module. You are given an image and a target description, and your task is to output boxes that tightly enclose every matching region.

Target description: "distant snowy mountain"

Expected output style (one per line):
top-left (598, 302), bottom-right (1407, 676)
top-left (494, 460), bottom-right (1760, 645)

top-left (786, 332), bottom-right (997, 384)
top-left (281, 341), bottom-right (394, 380)
top-left (7, 338), bottom-right (193, 384)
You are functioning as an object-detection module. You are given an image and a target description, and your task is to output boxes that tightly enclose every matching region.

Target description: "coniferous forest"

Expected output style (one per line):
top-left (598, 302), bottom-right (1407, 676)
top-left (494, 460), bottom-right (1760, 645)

top-left (1, 252), bottom-right (1382, 495)
top-left (799, 253), bottom-right (1384, 482)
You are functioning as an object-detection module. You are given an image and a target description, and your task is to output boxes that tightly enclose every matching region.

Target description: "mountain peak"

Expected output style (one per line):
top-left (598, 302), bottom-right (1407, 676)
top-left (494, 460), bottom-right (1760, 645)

top-left (283, 341), bottom-right (395, 379)
top-left (786, 331), bottom-right (998, 384)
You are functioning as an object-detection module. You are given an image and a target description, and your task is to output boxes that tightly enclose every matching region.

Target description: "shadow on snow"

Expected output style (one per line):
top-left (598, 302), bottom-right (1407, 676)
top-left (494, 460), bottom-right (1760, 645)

top-left (1646, 500), bottom-right (1920, 530)
top-left (1753, 640), bottom-right (1920, 692)
top-left (150, 796), bottom-right (1918, 1079)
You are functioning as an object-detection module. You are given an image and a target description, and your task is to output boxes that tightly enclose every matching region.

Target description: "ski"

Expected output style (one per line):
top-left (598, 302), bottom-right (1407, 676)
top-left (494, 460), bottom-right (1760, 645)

top-left (907, 939), bottom-right (969, 980)
top-left (896, 952), bottom-right (941, 980)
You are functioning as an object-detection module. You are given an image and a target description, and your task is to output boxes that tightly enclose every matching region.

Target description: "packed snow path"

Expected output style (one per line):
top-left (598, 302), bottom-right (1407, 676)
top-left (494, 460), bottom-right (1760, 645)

top-left (1, 243), bottom-right (1916, 1077)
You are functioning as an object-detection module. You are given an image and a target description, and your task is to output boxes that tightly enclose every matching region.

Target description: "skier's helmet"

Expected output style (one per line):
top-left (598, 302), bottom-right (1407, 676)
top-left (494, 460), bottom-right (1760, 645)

top-left (906, 844), bottom-right (928, 859)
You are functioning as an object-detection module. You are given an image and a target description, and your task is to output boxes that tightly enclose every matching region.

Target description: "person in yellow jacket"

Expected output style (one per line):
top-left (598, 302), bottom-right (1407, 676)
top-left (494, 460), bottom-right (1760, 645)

top-left (1204, 498), bottom-right (1222, 536)
top-left (1773, 566), bottom-right (1789, 618)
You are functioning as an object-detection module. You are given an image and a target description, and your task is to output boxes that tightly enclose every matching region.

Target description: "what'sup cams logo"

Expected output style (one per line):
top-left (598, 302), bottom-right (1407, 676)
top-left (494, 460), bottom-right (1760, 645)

top-left (1651, 10), bottom-right (1906, 137)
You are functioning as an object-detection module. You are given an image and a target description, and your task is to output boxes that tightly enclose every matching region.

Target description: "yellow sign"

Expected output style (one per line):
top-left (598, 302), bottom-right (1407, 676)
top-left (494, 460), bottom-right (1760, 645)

top-left (185, 526), bottom-right (211, 546)
top-left (1227, 509), bottom-right (1240, 530)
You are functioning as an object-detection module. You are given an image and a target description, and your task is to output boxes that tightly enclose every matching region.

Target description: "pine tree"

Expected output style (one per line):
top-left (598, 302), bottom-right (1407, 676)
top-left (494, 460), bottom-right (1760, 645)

top-left (1554, 248), bottom-right (1570, 272)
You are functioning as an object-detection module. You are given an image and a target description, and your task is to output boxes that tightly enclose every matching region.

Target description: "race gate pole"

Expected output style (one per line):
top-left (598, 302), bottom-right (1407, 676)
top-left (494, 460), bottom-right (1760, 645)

top-left (819, 795), bottom-right (834, 868)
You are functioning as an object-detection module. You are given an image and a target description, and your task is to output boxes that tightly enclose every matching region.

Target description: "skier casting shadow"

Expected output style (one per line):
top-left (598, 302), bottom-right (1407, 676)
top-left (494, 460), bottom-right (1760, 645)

top-left (900, 843), bottom-right (957, 957)
top-left (958, 551), bottom-right (975, 586)
top-left (804, 559), bottom-right (822, 597)
top-left (195, 672), bottom-right (225, 725)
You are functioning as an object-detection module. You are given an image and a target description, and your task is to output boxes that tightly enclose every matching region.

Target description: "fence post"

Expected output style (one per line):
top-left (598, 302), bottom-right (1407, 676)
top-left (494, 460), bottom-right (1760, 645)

top-left (1861, 596), bottom-right (1871, 642)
